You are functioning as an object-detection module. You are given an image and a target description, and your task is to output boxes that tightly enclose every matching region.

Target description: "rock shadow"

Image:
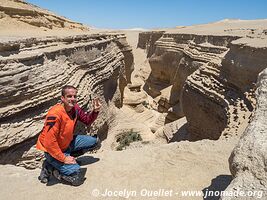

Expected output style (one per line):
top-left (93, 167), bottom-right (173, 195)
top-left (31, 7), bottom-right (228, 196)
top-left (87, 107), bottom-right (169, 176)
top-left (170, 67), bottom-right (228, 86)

top-left (0, 136), bottom-right (37, 165)
top-left (97, 121), bottom-right (108, 141)
top-left (0, 50), bottom-right (20, 57)
top-left (169, 123), bottom-right (189, 143)
top-left (202, 175), bottom-right (232, 200)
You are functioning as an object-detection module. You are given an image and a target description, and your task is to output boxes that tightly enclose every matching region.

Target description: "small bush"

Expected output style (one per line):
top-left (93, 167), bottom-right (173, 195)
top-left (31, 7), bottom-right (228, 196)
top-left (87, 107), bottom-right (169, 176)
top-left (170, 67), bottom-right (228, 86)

top-left (142, 101), bottom-right (149, 108)
top-left (116, 129), bottom-right (142, 151)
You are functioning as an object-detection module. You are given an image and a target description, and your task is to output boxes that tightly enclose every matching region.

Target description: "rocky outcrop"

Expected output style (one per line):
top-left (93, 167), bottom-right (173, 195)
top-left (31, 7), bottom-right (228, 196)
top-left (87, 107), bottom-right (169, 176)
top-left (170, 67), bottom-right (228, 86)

top-left (0, 33), bottom-right (133, 168)
top-left (221, 38), bottom-right (267, 92)
top-left (185, 38), bottom-right (267, 140)
top-left (0, 0), bottom-right (87, 30)
top-left (139, 24), bottom-right (267, 140)
top-left (221, 68), bottom-right (267, 199)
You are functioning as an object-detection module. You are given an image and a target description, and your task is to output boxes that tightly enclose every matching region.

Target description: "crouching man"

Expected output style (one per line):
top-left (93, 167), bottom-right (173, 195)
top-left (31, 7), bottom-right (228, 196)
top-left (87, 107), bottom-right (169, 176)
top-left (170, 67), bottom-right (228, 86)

top-left (36, 85), bottom-right (102, 186)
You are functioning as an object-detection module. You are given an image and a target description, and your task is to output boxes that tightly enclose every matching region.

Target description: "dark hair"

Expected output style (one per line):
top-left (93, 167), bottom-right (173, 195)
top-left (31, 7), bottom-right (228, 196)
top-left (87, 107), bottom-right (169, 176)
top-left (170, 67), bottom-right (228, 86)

top-left (61, 85), bottom-right (77, 96)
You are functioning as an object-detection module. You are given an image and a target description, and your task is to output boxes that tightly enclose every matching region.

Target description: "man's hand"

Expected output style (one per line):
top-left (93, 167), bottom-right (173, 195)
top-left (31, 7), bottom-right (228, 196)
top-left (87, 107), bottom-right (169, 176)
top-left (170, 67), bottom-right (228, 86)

top-left (92, 97), bottom-right (102, 112)
top-left (64, 156), bottom-right (77, 164)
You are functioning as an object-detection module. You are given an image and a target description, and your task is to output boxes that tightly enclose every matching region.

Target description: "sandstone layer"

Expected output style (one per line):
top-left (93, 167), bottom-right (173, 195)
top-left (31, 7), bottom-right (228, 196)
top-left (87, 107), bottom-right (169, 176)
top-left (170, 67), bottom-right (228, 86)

top-left (137, 20), bottom-right (267, 199)
top-left (0, 33), bottom-right (133, 168)
top-left (138, 19), bottom-right (267, 141)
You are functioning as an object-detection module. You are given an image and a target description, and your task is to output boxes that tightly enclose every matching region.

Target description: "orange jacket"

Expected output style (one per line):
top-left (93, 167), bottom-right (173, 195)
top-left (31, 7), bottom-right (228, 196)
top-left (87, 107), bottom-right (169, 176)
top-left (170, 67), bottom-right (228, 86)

top-left (36, 103), bottom-right (78, 162)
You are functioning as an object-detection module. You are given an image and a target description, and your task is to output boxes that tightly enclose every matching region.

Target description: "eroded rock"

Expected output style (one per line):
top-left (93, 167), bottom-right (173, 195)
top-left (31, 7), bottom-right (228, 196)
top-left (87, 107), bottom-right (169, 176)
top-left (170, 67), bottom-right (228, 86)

top-left (139, 21), bottom-right (267, 141)
top-left (0, 33), bottom-right (133, 168)
top-left (220, 68), bottom-right (267, 200)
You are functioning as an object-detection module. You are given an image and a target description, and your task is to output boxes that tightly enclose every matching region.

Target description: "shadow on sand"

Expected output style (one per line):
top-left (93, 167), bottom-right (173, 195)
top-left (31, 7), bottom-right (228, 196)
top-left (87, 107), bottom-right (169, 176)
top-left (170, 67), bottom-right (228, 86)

top-left (202, 175), bottom-right (232, 200)
top-left (46, 156), bottom-right (99, 186)
top-left (76, 155), bottom-right (100, 166)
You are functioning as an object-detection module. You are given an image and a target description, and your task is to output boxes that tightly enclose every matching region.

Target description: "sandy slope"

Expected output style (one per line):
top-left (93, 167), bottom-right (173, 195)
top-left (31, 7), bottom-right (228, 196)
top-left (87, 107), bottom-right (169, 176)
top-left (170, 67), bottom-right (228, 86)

top-left (0, 0), bottom-right (90, 38)
top-left (167, 19), bottom-right (267, 36)
top-left (0, 139), bottom-right (237, 200)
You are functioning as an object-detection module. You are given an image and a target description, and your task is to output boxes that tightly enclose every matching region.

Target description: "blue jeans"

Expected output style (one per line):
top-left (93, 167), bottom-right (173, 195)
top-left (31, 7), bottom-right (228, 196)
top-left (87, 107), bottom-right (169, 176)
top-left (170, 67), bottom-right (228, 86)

top-left (45, 135), bottom-right (97, 176)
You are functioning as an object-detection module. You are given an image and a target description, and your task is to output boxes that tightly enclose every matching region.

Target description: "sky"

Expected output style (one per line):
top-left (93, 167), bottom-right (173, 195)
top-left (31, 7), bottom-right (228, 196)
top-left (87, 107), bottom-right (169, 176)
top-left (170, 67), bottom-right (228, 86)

top-left (27, 0), bottom-right (267, 29)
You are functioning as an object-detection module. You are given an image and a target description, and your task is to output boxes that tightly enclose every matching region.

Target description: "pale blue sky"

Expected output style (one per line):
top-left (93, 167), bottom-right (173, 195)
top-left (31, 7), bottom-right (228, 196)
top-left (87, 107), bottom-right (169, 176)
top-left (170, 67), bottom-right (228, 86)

top-left (27, 0), bottom-right (267, 29)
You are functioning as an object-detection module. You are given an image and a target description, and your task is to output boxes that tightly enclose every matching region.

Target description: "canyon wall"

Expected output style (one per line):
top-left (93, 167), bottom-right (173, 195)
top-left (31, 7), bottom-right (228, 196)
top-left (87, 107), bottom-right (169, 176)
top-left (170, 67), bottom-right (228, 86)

top-left (138, 29), bottom-right (266, 140)
top-left (221, 68), bottom-right (267, 199)
top-left (0, 33), bottom-right (133, 168)
top-left (138, 22), bottom-right (267, 197)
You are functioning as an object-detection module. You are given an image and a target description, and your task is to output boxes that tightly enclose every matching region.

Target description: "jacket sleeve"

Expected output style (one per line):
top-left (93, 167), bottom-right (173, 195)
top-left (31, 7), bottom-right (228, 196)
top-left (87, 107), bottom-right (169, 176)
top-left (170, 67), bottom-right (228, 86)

top-left (42, 114), bottom-right (66, 162)
top-left (75, 104), bottom-right (99, 126)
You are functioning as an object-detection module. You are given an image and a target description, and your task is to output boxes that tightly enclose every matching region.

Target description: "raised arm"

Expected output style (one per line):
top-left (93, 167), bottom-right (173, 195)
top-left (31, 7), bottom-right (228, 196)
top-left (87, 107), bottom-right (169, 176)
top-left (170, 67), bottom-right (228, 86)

top-left (75, 104), bottom-right (99, 126)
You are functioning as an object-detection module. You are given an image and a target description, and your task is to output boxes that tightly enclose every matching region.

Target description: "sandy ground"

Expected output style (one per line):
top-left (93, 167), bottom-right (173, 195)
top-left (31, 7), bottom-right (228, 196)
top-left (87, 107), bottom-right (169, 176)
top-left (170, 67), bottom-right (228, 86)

top-left (0, 139), bottom-right (237, 200)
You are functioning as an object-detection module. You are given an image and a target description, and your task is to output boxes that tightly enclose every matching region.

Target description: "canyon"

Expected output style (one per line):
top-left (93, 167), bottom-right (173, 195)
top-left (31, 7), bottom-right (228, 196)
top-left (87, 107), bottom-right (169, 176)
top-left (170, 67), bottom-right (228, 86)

top-left (0, 1), bottom-right (267, 200)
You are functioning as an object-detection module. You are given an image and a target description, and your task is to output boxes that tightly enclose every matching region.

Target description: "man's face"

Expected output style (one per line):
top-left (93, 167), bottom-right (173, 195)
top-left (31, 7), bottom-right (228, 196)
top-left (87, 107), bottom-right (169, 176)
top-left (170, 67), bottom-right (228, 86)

top-left (61, 88), bottom-right (77, 111)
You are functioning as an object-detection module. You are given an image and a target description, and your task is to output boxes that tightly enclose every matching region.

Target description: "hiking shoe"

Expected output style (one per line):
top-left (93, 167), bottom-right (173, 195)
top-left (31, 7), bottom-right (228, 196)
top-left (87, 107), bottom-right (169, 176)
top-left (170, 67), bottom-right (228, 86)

top-left (61, 172), bottom-right (85, 186)
top-left (38, 160), bottom-right (53, 184)
top-left (52, 169), bottom-right (62, 181)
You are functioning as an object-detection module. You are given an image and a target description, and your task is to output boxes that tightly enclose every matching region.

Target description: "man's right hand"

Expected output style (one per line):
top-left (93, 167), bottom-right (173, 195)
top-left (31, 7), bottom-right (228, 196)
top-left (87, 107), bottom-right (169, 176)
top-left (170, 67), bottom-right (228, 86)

top-left (92, 97), bottom-right (102, 112)
top-left (64, 156), bottom-right (76, 164)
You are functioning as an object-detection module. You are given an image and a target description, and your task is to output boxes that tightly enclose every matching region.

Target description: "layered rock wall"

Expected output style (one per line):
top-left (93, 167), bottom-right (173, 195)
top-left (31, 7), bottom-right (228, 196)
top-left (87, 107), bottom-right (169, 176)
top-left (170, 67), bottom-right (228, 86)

top-left (0, 33), bottom-right (133, 168)
top-left (139, 22), bottom-right (267, 198)
top-left (138, 31), bottom-right (265, 140)
top-left (221, 68), bottom-right (267, 199)
top-left (182, 39), bottom-right (266, 140)
top-left (221, 39), bottom-right (267, 92)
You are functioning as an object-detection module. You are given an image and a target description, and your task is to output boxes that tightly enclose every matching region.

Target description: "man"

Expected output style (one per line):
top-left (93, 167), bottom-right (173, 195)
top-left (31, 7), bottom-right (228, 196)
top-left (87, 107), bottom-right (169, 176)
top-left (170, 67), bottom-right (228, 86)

top-left (36, 85), bottom-right (102, 186)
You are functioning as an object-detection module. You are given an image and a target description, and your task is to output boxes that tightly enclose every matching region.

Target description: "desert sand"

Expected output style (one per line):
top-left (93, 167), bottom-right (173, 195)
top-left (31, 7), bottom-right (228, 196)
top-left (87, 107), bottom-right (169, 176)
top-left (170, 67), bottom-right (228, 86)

top-left (0, 138), bottom-right (237, 200)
